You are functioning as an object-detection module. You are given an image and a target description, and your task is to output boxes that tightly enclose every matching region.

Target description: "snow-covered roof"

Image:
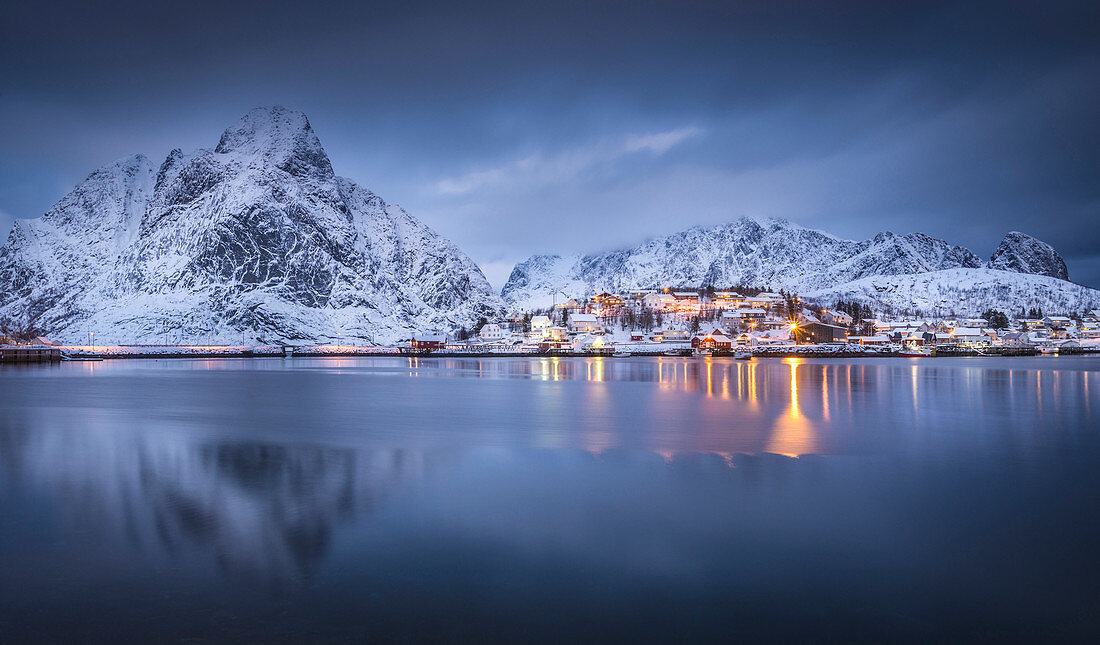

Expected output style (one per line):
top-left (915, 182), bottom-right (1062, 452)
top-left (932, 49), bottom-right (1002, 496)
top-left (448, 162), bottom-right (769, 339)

top-left (570, 313), bottom-right (597, 322)
top-left (951, 327), bottom-right (984, 336)
top-left (700, 331), bottom-right (732, 341)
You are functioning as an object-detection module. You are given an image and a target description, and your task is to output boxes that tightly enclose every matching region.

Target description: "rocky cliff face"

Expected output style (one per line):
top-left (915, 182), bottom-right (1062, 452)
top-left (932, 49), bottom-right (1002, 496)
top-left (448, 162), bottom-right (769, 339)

top-left (0, 107), bottom-right (504, 344)
top-left (989, 231), bottom-right (1069, 280)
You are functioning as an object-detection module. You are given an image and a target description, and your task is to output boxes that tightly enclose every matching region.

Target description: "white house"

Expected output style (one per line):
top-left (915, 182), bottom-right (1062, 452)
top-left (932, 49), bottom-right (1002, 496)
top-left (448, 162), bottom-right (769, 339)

top-left (643, 293), bottom-right (677, 310)
top-left (479, 323), bottom-right (507, 341)
top-left (568, 313), bottom-right (601, 333)
top-left (949, 327), bottom-right (991, 346)
top-left (752, 290), bottom-right (787, 305)
top-left (1080, 323), bottom-right (1100, 339)
top-left (671, 291), bottom-right (700, 303)
top-left (723, 309), bottom-right (766, 330)
top-left (527, 315), bottom-right (553, 340)
top-left (822, 310), bottom-right (853, 326)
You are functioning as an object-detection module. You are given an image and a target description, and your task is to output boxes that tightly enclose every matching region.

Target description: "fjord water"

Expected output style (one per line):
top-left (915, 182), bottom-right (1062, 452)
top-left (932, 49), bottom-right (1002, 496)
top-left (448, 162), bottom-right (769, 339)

top-left (1, 356), bottom-right (1097, 641)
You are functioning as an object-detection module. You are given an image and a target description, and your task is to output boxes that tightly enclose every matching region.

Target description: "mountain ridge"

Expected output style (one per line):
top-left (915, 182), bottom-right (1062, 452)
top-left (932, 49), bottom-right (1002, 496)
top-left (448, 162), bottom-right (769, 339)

top-left (502, 217), bottom-right (1097, 316)
top-left (0, 106), bottom-right (505, 344)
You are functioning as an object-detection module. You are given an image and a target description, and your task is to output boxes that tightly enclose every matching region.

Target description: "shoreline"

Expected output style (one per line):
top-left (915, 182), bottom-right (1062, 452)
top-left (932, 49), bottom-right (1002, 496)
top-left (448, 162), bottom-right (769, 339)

top-left (9, 343), bottom-right (1092, 361)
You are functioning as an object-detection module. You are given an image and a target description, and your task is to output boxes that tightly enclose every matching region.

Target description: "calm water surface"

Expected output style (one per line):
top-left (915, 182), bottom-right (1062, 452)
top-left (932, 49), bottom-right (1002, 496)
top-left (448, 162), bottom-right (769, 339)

top-left (1, 356), bottom-right (1098, 642)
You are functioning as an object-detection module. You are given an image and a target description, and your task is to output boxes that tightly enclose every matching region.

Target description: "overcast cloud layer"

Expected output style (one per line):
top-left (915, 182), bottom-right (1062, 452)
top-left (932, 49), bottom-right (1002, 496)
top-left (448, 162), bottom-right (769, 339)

top-left (2, 0), bottom-right (1098, 288)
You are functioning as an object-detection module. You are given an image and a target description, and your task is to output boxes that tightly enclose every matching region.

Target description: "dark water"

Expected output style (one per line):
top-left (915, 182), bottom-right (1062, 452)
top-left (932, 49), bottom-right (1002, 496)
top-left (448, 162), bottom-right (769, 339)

top-left (1, 356), bottom-right (1098, 642)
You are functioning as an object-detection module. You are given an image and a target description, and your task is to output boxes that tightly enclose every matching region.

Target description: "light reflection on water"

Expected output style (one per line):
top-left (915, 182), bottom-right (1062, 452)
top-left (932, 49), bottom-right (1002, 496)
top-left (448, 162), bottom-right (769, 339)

top-left (0, 356), bottom-right (1098, 641)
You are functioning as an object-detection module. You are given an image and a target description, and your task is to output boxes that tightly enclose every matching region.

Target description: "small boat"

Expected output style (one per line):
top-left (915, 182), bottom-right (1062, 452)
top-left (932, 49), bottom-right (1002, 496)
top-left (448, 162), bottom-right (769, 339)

top-left (693, 348), bottom-right (713, 357)
top-left (662, 350), bottom-right (682, 357)
top-left (734, 350), bottom-right (752, 360)
top-left (612, 351), bottom-right (631, 358)
top-left (899, 347), bottom-right (932, 357)
top-left (62, 352), bottom-right (104, 361)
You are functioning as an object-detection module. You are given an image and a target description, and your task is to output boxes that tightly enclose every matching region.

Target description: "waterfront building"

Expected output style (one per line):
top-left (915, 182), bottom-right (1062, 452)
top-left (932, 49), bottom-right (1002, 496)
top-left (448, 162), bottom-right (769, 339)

top-left (801, 322), bottom-right (848, 344)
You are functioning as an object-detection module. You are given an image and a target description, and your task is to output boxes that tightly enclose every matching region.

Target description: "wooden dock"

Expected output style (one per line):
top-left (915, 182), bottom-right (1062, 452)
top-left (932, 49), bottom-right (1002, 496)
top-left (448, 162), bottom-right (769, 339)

top-left (1, 346), bottom-right (63, 363)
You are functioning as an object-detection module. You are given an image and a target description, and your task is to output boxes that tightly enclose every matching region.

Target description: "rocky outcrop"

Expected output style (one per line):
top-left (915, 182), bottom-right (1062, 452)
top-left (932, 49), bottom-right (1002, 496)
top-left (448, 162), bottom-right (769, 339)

top-left (989, 231), bottom-right (1069, 280)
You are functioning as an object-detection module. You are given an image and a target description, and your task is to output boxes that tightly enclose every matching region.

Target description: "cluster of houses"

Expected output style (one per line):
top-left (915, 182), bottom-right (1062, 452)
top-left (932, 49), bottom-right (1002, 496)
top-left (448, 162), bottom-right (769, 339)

top-left (406, 289), bottom-right (794, 352)
top-left (838, 311), bottom-right (1100, 350)
top-left (552, 289), bottom-right (788, 314)
top-left (407, 286), bottom-right (1100, 353)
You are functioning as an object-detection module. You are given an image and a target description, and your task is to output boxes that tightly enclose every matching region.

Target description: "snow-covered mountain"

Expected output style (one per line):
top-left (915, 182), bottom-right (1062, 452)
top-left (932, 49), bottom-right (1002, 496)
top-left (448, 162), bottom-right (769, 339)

top-left (804, 269), bottom-right (1099, 318)
top-left (989, 231), bottom-right (1069, 280)
top-left (0, 107), bottom-right (504, 344)
top-left (502, 217), bottom-right (1099, 315)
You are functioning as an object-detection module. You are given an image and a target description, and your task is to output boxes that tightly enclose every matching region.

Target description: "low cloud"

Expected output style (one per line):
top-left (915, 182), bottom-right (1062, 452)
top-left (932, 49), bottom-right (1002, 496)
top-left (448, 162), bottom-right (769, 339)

top-left (432, 126), bottom-right (704, 196)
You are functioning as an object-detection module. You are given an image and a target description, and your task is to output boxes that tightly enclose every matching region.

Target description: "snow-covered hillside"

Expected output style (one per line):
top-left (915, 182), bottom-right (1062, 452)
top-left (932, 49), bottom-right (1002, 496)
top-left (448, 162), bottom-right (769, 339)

top-left (0, 107), bottom-right (504, 344)
top-left (806, 268), bottom-right (1100, 318)
top-left (502, 217), bottom-right (1097, 315)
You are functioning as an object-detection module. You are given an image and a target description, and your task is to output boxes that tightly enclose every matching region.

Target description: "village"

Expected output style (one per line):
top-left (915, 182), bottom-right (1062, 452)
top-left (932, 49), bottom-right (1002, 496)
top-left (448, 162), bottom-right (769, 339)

top-left (408, 287), bottom-right (1100, 358)
top-left (4, 286), bottom-right (1100, 361)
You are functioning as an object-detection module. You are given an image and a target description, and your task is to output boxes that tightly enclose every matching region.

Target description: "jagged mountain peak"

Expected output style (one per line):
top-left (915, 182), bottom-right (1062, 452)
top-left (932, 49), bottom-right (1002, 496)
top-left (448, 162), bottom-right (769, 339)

top-left (214, 106), bottom-right (333, 179)
top-left (989, 231), bottom-right (1069, 280)
top-left (0, 108), bottom-right (503, 344)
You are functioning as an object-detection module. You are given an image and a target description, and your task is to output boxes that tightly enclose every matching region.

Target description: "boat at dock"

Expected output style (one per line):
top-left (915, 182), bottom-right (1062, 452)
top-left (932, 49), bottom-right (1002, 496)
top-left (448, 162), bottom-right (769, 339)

top-left (899, 347), bottom-right (933, 357)
top-left (62, 352), bottom-right (104, 361)
top-left (734, 350), bottom-right (752, 360)
top-left (612, 351), bottom-right (631, 358)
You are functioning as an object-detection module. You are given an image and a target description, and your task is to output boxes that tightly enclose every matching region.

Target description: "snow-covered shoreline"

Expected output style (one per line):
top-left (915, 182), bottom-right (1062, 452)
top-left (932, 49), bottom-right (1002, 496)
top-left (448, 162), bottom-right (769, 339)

top-left (25, 343), bottom-right (1095, 361)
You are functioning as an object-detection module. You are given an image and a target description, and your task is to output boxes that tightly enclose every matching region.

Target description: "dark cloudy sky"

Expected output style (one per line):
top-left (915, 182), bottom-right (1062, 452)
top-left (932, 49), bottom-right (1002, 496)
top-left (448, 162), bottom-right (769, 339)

top-left (2, 0), bottom-right (1098, 288)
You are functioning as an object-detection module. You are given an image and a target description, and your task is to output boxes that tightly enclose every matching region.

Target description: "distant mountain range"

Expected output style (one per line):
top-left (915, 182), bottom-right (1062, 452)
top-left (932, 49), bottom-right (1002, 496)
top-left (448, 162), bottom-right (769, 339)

top-left (502, 218), bottom-right (1099, 316)
top-left (0, 107), bottom-right (504, 344)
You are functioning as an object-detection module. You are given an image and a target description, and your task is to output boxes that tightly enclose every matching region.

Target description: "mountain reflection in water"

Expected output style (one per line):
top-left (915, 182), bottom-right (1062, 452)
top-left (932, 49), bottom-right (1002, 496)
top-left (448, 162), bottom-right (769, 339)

top-left (0, 356), bottom-right (1098, 641)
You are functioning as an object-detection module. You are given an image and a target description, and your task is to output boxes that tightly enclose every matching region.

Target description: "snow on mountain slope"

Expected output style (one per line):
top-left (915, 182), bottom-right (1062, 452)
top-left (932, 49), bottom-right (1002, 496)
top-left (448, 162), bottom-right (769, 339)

top-left (502, 217), bottom-right (984, 310)
top-left (0, 154), bottom-right (155, 326)
top-left (502, 217), bottom-right (1093, 315)
top-left (0, 106), bottom-right (504, 344)
top-left (989, 231), bottom-right (1069, 280)
top-left (806, 268), bottom-right (1100, 318)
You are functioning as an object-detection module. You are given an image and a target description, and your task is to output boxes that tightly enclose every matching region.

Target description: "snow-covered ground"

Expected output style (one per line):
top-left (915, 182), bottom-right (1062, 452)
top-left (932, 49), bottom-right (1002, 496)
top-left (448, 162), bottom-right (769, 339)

top-left (807, 268), bottom-right (1100, 318)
